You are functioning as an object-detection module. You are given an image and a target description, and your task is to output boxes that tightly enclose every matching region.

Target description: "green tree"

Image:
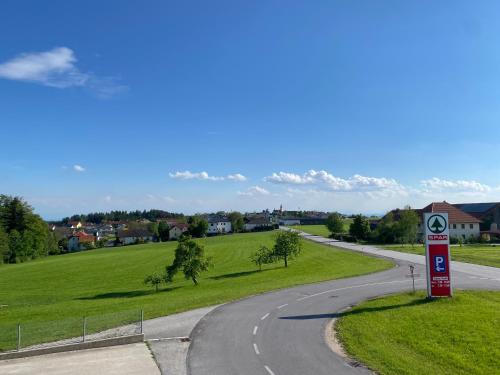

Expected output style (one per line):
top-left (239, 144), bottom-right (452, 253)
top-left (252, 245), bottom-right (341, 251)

top-left (166, 236), bottom-right (213, 285)
top-left (273, 231), bottom-right (302, 267)
top-left (326, 212), bottom-right (344, 236)
top-left (7, 230), bottom-right (23, 263)
top-left (228, 212), bottom-right (244, 233)
top-left (0, 195), bottom-right (61, 263)
top-left (349, 214), bottom-right (371, 241)
top-left (0, 195), bottom-right (30, 233)
top-left (250, 245), bottom-right (274, 271)
top-left (158, 221), bottom-right (170, 242)
top-left (188, 216), bottom-right (208, 238)
top-left (374, 212), bottom-right (397, 244)
top-left (144, 272), bottom-right (164, 292)
top-left (397, 207), bottom-right (419, 247)
top-left (0, 226), bottom-right (10, 264)
top-left (148, 222), bottom-right (159, 240)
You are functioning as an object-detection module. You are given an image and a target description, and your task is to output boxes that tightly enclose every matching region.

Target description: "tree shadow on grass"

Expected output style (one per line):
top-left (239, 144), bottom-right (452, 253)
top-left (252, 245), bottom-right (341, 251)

top-left (209, 268), bottom-right (275, 280)
top-left (279, 298), bottom-right (434, 320)
top-left (76, 286), bottom-right (181, 300)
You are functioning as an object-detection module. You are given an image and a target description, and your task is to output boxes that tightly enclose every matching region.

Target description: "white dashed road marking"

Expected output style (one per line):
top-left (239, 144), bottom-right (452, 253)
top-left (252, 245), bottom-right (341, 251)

top-left (261, 313), bottom-right (270, 320)
top-left (253, 343), bottom-right (260, 355)
top-left (264, 365), bottom-right (276, 375)
top-left (277, 303), bottom-right (288, 309)
top-left (253, 326), bottom-right (258, 335)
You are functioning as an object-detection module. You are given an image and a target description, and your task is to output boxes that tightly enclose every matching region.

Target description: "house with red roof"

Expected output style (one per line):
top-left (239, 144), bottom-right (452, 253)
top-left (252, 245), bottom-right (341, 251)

top-left (417, 202), bottom-right (481, 240)
top-left (169, 223), bottom-right (189, 240)
top-left (68, 231), bottom-right (96, 251)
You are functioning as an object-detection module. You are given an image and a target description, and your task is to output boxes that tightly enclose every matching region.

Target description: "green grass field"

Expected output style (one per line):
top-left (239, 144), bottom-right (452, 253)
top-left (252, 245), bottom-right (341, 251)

top-left (290, 224), bottom-right (331, 237)
top-left (337, 291), bottom-right (500, 375)
top-left (0, 231), bottom-right (392, 350)
top-left (383, 244), bottom-right (500, 268)
top-left (290, 220), bottom-right (353, 237)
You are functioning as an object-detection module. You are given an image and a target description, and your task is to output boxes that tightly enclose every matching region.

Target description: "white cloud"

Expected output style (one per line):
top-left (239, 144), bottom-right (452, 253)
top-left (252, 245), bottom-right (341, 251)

top-left (0, 47), bottom-right (126, 97)
top-left (73, 164), bottom-right (85, 172)
top-left (227, 173), bottom-right (247, 182)
top-left (169, 171), bottom-right (247, 182)
top-left (264, 169), bottom-right (404, 193)
top-left (104, 195), bottom-right (112, 203)
top-left (420, 177), bottom-right (491, 193)
top-left (238, 185), bottom-right (270, 197)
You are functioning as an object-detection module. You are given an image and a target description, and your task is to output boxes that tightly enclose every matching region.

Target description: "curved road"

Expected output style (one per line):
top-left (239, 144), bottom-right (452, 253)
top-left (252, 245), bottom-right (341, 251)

top-left (188, 234), bottom-right (500, 375)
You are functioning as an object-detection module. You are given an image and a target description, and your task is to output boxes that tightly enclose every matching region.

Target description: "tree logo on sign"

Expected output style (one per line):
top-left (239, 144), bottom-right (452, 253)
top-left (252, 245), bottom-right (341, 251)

top-left (427, 214), bottom-right (447, 234)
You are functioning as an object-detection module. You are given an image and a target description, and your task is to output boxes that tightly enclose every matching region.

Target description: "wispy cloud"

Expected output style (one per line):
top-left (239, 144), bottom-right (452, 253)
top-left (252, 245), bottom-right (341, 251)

top-left (238, 185), bottom-right (270, 197)
top-left (0, 47), bottom-right (127, 98)
top-left (169, 170), bottom-right (247, 182)
top-left (73, 164), bottom-right (85, 172)
top-left (227, 173), bottom-right (247, 182)
top-left (420, 177), bottom-right (491, 193)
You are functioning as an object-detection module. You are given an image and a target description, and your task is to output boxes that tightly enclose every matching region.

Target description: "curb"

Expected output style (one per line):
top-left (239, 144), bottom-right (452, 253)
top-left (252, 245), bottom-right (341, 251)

top-left (0, 333), bottom-right (144, 361)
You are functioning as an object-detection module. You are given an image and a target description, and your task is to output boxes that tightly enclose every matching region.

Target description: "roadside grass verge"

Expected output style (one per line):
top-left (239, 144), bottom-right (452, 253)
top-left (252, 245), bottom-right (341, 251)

top-left (290, 224), bottom-right (331, 237)
top-left (336, 291), bottom-right (500, 375)
top-left (383, 244), bottom-right (500, 268)
top-left (0, 231), bottom-right (392, 350)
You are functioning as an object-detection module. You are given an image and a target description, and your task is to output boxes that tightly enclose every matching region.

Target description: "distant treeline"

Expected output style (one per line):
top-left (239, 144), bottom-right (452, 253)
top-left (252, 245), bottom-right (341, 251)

top-left (59, 210), bottom-right (185, 225)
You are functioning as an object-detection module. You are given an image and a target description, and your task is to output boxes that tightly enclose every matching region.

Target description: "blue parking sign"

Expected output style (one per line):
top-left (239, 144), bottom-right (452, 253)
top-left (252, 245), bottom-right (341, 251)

top-left (434, 256), bottom-right (446, 273)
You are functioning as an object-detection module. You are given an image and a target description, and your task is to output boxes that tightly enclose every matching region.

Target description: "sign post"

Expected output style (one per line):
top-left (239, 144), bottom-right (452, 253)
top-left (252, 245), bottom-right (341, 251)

top-left (424, 213), bottom-right (452, 298)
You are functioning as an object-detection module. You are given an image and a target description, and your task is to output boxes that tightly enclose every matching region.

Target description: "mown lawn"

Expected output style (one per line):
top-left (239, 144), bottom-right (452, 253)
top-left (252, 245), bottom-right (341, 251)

top-left (337, 291), bottom-right (500, 375)
top-left (290, 220), bottom-right (353, 238)
top-left (290, 224), bottom-right (331, 237)
top-left (383, 244), bottom-right (500, 268)
top-left (0, 231), bottom-right (392, 350)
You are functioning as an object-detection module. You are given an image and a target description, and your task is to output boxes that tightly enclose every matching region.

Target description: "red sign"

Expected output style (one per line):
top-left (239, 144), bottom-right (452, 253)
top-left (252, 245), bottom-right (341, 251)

top-left (427, 235), bottom-right (448, 241)
top-left (427, 244), bottom-right (451, 297)
top-left (424, 212), bottom-right (452, 298)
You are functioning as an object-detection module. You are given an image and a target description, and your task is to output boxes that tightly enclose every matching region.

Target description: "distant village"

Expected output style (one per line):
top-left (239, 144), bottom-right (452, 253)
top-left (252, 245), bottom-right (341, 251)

top-left (50, 201), bottom-right (500, 252)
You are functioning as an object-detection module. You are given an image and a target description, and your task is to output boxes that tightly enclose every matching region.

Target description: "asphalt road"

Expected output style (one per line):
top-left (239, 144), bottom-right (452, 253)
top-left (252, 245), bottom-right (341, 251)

top-left (188, 233), bottom-right (500, 375)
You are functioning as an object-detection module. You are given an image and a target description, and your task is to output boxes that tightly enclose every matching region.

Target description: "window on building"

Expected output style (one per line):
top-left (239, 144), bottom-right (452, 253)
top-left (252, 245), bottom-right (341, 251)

top-left (453, 224), bottom-right (457, 229)
top-left (470, 224), bottom-right (474, 229)
top-left (461, 224), bottom-right (465, 229)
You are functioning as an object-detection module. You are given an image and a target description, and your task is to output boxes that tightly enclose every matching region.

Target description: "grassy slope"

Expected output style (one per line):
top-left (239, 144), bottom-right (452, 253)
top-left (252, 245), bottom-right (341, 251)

top-left (337, 291), bottom-right (500, 375)
top-left (290, 224), bottom-right (331, 237)
top-left (0, 231), bottom-right (392, 349)
top-left (383, 244), bottom-right (500, 268)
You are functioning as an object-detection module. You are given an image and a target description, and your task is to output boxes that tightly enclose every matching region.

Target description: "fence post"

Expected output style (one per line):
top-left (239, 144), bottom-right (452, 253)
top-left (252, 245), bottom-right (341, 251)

top-left (82, 317), bottom-right (87, 342)
top-left (140, 310), bottom-right (144, 334)
top-left (16, 323), bottom-right (21, 351)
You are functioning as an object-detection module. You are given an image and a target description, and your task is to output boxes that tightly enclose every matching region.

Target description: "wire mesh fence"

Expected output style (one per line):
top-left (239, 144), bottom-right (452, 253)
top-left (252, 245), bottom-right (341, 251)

top-left (0, 309), bottom-right (142, 353)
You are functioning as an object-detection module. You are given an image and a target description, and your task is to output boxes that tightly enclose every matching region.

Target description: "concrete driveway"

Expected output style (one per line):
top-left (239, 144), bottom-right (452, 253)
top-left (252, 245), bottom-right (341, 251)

top-left (0, 343), bottom-right (160, 375)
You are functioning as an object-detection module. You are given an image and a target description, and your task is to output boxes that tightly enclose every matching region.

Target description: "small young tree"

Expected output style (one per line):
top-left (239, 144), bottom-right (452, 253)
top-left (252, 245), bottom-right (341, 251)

top-left (166, 236), bottom-right (212, 285)
top-left (250, 245), bottom-right (274, 271)
top-left (326, 212), bottom-right (344, 236)
top-left (273, 231), bottom-right (302, 268)
top-left (144, 272), bottom-right (164, 292)
top-left (349, 214), bottom-right (371, 241)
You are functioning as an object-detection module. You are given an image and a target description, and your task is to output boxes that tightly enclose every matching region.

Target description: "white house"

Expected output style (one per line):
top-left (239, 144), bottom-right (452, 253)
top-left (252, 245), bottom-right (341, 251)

top-left (418, 202), bottom-right (481, 241)
top-left (244, 217), bottom-right (274, 232)
top-left (169, 224), bottom-right (189, 240)
top-left (207, 216), bottom-right (232, 234)
top-left (68, 231), bottom-right (96, 251)
top-left (117, 229), bottom-right (155, 245)
top-left (278, 218), bottom-right (301, 226)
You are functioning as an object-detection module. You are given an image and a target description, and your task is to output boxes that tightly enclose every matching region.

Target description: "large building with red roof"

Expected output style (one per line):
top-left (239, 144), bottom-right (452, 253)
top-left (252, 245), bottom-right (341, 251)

top-left (417, 201), bottom-right (481, 240)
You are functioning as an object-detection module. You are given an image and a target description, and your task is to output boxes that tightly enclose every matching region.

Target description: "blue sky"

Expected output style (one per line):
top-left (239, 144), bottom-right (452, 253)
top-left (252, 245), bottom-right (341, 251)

top-left (1, 0), bottom-right (500, 219)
